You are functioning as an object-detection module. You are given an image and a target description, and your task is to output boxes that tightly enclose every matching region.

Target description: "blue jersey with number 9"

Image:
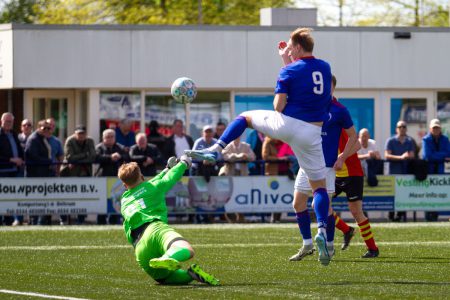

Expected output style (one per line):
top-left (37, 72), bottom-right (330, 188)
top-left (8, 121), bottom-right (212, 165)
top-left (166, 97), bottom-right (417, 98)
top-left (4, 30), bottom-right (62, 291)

top-left (275, 56), bottom-right (332, 123)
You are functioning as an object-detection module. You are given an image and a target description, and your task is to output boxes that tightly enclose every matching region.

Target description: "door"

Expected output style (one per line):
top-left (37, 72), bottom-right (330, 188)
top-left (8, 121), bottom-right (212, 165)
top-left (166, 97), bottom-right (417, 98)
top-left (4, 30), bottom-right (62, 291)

top-left (24, 90), bottom-right (75, 144)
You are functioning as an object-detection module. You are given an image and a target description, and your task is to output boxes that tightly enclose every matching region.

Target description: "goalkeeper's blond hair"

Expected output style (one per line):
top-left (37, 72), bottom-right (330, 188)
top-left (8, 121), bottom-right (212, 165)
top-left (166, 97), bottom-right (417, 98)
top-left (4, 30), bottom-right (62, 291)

top-left (118, 162), bottom-right (142, 187)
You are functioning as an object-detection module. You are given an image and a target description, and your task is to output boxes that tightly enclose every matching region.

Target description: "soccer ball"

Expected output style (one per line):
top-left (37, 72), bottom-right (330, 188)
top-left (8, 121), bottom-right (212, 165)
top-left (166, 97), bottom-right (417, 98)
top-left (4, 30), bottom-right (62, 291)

top-left (171, 77), bottom-right (197, 104)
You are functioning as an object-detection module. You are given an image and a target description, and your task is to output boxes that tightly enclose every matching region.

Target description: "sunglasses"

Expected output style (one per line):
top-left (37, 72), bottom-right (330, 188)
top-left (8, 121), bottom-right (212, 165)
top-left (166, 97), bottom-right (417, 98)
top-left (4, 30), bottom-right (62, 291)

top-left (42, 127), bottom-right (51, 131)
top-left (22, 124), bottom-right (32, 127)
top-left (397, 125), bottom-right (407, 129)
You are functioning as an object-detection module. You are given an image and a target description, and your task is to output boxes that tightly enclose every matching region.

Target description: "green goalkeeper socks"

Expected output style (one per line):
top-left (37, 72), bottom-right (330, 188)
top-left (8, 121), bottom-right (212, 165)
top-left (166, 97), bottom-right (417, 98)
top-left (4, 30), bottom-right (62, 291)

top-left (163, 246), bottom-right (192, 262)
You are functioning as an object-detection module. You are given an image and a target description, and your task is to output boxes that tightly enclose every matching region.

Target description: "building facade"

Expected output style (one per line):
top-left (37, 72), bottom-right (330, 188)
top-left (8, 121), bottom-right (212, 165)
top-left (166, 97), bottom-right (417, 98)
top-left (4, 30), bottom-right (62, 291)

top-left (0, 23), bottom-right (449, 152)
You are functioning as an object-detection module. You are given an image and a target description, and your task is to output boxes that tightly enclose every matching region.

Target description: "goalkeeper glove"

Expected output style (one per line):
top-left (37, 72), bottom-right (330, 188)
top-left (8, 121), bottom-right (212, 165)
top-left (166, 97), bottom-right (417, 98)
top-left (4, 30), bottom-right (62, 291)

top-left (180, 155), bottom-right (192, 168)
top-left (166, 156), bottom-right (179, 169)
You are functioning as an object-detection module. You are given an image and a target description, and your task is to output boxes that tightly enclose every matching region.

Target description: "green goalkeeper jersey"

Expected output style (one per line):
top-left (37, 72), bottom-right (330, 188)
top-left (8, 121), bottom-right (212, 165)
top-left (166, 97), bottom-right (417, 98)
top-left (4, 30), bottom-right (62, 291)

top-left (120, 163), bottom-right (187, 244)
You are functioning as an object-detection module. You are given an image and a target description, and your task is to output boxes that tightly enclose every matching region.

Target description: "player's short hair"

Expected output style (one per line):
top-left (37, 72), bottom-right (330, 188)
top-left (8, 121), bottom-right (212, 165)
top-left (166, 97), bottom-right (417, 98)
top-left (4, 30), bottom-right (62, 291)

top-left (332, 75), bottom-right (337, 88)
top-left (118, 162), bottom-right (142, 187)
top-left (290, 27), bottom-right (314, 52)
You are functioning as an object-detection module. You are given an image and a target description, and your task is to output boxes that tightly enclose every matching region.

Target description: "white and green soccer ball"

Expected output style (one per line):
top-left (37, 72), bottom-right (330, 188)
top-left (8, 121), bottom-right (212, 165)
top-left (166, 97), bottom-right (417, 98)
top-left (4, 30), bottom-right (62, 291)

top-left (171, 77), bottom-right (197, 104)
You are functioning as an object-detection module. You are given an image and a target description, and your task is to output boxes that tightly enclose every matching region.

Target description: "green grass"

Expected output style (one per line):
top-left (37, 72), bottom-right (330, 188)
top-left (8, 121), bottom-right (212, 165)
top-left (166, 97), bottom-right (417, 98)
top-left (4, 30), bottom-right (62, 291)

top-left (0, 223), bottom-right (449, 299)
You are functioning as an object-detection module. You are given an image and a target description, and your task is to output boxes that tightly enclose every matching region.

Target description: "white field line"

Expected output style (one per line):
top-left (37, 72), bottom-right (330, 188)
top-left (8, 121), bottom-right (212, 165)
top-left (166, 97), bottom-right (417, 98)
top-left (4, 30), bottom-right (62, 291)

top-left (0, 289), bottom-right (90, 300)
top-left (0, 222), bottom-right (449, 232)
top-left (1, 241), bottom-right (450, 251)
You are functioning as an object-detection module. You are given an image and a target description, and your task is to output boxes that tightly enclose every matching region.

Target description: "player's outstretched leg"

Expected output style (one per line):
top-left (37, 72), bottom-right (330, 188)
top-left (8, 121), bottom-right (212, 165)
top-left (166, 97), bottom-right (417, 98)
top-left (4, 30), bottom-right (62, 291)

top-left (185, 115), bottom-right (249, 162)
top-left (333, 212), bottom-right (355, 250)
top-left (188, 264), bottom-right (220, 286)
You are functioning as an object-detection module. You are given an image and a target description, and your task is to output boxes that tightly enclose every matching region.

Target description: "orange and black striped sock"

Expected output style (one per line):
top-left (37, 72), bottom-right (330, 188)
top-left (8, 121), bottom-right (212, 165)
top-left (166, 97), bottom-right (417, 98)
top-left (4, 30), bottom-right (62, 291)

top-left (333, 212), bottom-right (350, 234)
top-left (358, 219), bottom-right (378, 251)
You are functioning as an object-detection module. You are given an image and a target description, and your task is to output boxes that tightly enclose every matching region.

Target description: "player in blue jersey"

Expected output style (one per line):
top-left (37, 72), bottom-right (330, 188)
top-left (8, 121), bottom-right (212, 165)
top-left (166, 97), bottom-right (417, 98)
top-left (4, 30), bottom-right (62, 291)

top-left (185, 28), bottom-right (333, 265)
top-left (289, 75), bottom-right (360, 264)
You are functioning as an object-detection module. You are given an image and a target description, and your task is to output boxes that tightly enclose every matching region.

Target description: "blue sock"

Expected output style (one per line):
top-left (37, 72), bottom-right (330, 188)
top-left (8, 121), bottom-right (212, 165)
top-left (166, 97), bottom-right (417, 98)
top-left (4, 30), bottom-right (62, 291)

top-left (216, 116), bottom-right (248, 147)
top-left (295, 209), bottom-right (312, 240)
top-left (326, 214), bottom-right (335, 242)
top-left (313, 188), bottom-right (329, 229)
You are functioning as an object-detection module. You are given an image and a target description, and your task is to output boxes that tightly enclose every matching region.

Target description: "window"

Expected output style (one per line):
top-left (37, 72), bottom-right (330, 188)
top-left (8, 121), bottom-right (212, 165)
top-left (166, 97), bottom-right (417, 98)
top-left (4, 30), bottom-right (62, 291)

top-left (391, 98), bottom-right (427, 148)
top-left (338, 98), bottom-right (374, 138)
top-left (145, 95), bottom-right (186, 137)
top-left (99, 92), bottom-right (141, 134)
top-left (189, 92), bottom-right (230, 140)
top-left (437, 92), bottom-right (450, 136)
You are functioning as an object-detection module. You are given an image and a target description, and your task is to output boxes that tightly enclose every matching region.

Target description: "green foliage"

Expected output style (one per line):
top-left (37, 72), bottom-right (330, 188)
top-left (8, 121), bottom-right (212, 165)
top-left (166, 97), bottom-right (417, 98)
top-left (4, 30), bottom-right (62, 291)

top-left (0, 0), bottom-right (36, 23)
top-left (0, 223), bottom-right (449, 299)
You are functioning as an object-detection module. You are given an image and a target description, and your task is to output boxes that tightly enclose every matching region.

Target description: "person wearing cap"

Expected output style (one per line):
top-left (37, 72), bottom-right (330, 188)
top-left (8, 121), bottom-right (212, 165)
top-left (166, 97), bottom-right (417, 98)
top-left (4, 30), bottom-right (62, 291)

top-left (59, 125), bottom-right (96, 224)
top-left (385, 120), bottom-right (416, 222)
top-left (190, 125), bottom-right (219, 178)
top-left (422, 119), bottom-right (450, 175)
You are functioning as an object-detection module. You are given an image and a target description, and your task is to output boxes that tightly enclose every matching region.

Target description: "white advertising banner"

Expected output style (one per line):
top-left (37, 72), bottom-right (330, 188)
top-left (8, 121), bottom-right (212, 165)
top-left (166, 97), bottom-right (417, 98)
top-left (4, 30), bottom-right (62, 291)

top-left (395, 175), bottom-right (450, 211)
top-left (224, 176), bottom-right (294, 213)
top-left (0, 178), bottom-right (107, 215)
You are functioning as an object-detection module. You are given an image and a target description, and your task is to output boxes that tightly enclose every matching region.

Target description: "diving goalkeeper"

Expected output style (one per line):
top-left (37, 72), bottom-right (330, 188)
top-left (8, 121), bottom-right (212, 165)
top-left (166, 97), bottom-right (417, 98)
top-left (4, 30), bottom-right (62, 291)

top-left (118, 156), bottom-right (219, 285)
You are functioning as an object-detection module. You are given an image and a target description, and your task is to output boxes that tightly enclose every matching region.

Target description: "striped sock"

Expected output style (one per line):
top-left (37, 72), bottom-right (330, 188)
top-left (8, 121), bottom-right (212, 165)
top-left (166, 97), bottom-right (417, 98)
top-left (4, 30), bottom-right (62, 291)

top-left (333, 212), bottom-right (350, 234)
top-left (358, 219), bottom-right (378, 251)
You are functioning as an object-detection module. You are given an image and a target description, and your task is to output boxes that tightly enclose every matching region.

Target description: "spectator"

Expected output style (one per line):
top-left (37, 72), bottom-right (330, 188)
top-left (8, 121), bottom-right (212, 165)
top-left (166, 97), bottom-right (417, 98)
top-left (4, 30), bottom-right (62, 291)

top-left (246, 130), bottom-right (265, 175)
top-left (129, 133), bottom-right (163, 176)
top-left (25, 120), bottom-right (53, 225)
top-left (262, 136), bottom-right (284, 223)
top-left (191, 125), bottom-right (219, 180)
top-left (18, 119), bottom-right (33, 150)
top-left (46, 118), bottom-right (64, 177)
top-left (385, 120), bottom-right (416, 222)
top-left (115, 119), bottom-right (136, 151)
top-left (219, 135), bottom-right (256, 223)
top-left (0, 112), bottom-right (24, 225)
top-left (164, 119), bottom-right (194, 161)
top-left (357, 128), bottom-right (381, 175)
top-left (60, 125), bottom-right (96, 225)
top-left (214, 122), bottom-right (226, 139)
top-left (147, 120), bottom-right (166, 154)
top-left (277, 142), bottom-right (299, 179)
top-left (96, 129), bottom-right (129, 224)
top-left (422, 119), bottom-right (450, 221)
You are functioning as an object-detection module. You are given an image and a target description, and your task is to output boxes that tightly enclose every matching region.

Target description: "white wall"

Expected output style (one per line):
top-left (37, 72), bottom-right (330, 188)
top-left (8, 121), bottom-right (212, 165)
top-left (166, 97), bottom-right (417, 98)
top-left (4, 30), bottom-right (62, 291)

top-left (5, 25), bottom-right (450, 90)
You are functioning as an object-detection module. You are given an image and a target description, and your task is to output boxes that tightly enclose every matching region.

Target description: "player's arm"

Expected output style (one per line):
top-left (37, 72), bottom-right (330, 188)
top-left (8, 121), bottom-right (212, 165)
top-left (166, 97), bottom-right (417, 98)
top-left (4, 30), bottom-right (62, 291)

top-left (334, 126), bottom-right (360, 171)
top-left (154, 156), bottom-right (191, 193)
top-left (274, 93), bottom-right (287, 112)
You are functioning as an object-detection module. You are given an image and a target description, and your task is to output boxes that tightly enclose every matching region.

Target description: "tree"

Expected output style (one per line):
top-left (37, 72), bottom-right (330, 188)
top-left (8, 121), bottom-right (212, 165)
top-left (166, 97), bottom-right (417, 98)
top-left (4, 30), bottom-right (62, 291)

top-left (0, 0), bottom-right (37, 23)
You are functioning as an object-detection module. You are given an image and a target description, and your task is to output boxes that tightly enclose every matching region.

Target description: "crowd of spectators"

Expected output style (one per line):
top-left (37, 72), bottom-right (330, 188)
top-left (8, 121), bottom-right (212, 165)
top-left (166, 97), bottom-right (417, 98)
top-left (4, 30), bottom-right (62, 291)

top-left (1, 111), bottom-right (449, 226)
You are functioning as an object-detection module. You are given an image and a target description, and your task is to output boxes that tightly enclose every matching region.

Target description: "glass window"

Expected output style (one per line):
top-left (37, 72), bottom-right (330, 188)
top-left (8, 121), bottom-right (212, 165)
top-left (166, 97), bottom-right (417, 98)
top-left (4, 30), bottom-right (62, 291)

top-left (390, 98), bottom-right (427, 150)
top-left (99, 92), bottom-right (141, 134)
top-left (437, 92), bottom-right (450, 136)
top-left (189, 92), bottom-right (230, 140)
top-left (337, 98), bottom-right (374, 138)
top-left (145, 95), bottom-right (186, 137)
top-left (235, 95), bottom-right (273, 140)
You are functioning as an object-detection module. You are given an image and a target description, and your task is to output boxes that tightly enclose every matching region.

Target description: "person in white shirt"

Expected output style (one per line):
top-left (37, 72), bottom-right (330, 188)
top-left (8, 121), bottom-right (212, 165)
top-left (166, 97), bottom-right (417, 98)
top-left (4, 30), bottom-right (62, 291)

top-left (357, 128), bottom-right (381, 175)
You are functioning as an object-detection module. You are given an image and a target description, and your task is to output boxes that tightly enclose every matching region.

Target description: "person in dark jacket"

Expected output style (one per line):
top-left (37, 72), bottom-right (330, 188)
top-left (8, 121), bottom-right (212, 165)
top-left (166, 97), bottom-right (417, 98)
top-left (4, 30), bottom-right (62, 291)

top-left (96, 129), bottom-right (129, 177)
top-left (422, 118), bottom-right (450, 221)
top-left (25, 119), bottom-right (54, 225)
top-left (96, 128), bottom-right (129, 224)
top-left (25, 120), bottom-right (53, 178)
top-left (0, 113), bottom-right (24, 225)
top-left (129, 133), bottom-right (162, 176)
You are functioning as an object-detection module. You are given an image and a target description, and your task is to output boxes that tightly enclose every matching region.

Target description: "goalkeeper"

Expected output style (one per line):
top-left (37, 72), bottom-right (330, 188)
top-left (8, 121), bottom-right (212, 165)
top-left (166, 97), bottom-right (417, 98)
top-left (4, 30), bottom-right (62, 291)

top-left (118, 156), bottom-right (219, 285)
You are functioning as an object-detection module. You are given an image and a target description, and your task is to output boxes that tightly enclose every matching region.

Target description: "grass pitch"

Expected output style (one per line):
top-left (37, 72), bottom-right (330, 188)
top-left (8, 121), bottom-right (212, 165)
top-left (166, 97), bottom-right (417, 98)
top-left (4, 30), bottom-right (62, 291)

top-left (0, 223), bottom-right (449, 299)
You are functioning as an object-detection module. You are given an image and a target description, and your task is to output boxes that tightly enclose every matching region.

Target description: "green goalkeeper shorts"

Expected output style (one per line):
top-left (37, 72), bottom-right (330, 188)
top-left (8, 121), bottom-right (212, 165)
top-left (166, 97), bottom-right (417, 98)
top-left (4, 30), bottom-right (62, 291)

top-left (134, 221), bottom-right (186, 281)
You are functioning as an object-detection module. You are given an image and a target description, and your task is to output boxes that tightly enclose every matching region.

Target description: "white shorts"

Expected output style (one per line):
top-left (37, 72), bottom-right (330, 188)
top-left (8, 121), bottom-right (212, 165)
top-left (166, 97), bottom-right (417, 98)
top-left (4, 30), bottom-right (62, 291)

top-left (295, 167), bottom-right (335, 194)
top-left (247, 110), bottom-right (326, 181)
